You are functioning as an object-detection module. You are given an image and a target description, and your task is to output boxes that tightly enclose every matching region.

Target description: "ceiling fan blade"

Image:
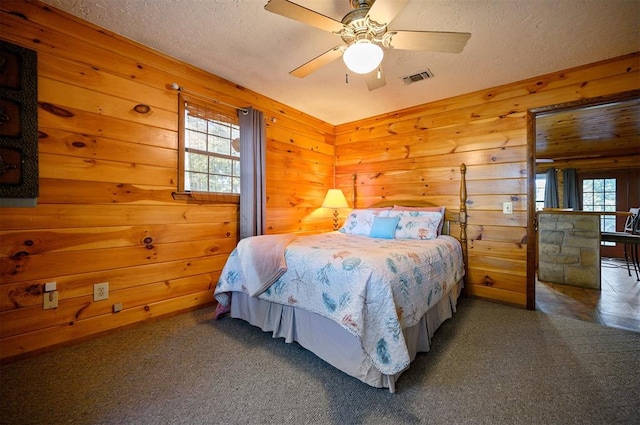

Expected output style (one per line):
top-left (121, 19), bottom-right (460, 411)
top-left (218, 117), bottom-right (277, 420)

top-left (367, 0), bottom-right (409, 25)
top-left (387, 30), bottom-right (471, 53)
top-left (264, 0), bottom-right (344, 33)
top-left (364, 67), bottom-right (386, 91)
top-left (290, 45), bottom-right (346, 78)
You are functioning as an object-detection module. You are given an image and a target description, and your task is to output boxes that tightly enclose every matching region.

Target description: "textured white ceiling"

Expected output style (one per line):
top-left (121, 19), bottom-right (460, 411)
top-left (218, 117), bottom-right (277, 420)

top-left (41, 0), bottom-right (640, 125)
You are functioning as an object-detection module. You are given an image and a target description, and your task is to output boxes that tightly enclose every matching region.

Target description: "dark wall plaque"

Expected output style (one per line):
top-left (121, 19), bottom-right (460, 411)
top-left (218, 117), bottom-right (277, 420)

top-left (0, 40), bottom-right (38, 207)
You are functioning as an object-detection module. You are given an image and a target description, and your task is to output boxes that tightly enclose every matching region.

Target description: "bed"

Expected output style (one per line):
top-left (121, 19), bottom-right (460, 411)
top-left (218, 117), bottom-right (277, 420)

top-left (214, 164), bottom-right (469, 392)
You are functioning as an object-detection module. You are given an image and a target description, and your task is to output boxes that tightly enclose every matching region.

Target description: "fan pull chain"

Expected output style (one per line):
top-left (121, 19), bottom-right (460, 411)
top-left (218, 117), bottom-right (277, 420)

top-left (345, 73), bottom-right (349, 84)
top-left (377, 67), bottom-right (381, 79)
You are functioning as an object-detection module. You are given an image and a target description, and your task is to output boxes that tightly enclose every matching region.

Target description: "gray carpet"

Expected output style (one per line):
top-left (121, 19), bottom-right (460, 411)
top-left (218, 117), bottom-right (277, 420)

top-left (1, 298), bottom-right (639, 425)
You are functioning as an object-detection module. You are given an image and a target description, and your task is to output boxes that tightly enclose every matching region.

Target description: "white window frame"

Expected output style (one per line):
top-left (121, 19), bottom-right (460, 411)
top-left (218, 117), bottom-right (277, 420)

top-left (582, 177), bottom-right (616, 245)
top-left (177, 93), bottom-right (240, 203)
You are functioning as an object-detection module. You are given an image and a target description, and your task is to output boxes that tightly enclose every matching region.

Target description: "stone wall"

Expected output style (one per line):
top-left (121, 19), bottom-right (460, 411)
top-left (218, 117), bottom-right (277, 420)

top-left (538, 213), bottom-right (601, 288)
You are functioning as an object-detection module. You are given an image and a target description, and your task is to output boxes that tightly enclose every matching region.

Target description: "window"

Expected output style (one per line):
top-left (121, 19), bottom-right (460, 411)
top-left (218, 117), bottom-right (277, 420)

top-left (582, 177), bottom-right (616, 244)
top-left (178, 94), bottom-right (240, 199)
top-left (535, 174), bottom-right (546, 211)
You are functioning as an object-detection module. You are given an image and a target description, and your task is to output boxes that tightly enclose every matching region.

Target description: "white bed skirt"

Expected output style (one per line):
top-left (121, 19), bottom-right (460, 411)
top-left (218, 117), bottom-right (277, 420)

top-left (230, 280), bottom-right (463, 393)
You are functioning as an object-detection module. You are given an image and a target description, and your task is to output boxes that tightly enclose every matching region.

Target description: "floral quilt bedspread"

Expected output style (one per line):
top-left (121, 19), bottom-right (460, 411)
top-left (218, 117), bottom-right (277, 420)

top-left (214, 232), bottom-right (465, 376)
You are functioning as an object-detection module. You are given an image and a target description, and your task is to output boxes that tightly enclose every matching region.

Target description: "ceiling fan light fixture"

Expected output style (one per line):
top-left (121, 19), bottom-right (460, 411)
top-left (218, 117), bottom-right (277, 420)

top-left (343, 40), bottom-right (383, 74)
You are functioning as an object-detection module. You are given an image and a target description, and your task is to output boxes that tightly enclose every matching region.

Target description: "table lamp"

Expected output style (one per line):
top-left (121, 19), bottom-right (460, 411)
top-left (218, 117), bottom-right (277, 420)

top-left (322, 189), bottom-right (349, 230)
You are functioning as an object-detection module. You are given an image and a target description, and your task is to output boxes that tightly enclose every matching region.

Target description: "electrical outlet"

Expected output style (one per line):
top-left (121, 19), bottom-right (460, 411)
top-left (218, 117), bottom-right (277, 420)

top-left (94, 282), bottom-right (109, 301)
top-left (43, 291), bottom-right (59, 309)
top-left (503, 201), bottom-right (513, 215)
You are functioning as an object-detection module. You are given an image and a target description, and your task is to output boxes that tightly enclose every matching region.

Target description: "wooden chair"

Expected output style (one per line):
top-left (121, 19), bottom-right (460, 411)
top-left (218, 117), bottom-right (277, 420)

top-left (601, 208), bottom-right (640, 280)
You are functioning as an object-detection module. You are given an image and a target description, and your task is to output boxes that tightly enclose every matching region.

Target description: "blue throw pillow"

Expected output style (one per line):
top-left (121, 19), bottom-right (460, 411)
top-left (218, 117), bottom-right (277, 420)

top-left (369, 216), bottom-right (400, 239)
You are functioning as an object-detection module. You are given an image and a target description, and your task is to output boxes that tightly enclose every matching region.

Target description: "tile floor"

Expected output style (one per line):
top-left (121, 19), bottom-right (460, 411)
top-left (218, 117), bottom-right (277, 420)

top-left (536, 257), bottom-right (640, 333)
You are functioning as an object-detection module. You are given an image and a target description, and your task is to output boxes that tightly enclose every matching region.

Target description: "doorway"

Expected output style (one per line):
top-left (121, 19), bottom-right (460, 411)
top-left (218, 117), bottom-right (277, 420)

top-left (526, 90), bottom-right (640, 313)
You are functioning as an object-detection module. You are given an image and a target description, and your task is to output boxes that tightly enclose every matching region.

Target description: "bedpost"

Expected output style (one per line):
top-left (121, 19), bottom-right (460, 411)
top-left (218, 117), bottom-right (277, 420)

top-left (459, 163), bottom-right (469, 294)
top-left (352, 173), bottom-right (357, 208)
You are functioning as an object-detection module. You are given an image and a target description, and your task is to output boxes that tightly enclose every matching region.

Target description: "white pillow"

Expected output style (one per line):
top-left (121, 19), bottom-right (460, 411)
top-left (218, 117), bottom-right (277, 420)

top-left (340, 208), bottom-right (390, 235)
top-left (392, 205), bottom-right (446, 235)
top-left (389, 211), bottom-right (443, 240)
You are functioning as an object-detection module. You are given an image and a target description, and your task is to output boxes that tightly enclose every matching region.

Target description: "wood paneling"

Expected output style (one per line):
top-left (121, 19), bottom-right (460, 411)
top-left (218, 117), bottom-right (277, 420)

top-left (335, 52), bottom-right (640, 307)
top-left (0, 0), bottom-right (334, 361)
top-left (1, 0), bottom-right (638, 360)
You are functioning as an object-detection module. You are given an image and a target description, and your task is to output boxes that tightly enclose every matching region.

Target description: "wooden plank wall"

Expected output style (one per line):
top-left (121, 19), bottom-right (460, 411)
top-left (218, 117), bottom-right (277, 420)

top-left (1, 0), bottom-right (638, 361)
top-left (334, 52), bottom-right (640, 307)
top-left (0, 0), bottom-right (335, 361)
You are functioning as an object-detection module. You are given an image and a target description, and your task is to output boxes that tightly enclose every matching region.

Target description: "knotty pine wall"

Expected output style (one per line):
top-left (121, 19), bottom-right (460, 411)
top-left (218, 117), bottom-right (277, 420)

top-left (334, 52), bottom-right (639, 307)
top-left (1, 0), bottom-right (638, 361)
top-left (0, 1), bottom-right (335, 361)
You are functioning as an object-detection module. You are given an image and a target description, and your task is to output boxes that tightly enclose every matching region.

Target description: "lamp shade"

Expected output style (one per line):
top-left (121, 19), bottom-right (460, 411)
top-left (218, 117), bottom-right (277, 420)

top-left (342, 41), bottom-right (384, 74)
top-left (322, 189), bottom-right (349, 209)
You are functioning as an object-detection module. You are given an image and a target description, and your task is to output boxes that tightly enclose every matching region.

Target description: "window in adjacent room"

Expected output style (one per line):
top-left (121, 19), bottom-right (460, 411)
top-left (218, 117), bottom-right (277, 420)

top-left (177, 93), bottom-right (240, 201)
top-left (582, 177), bottom-right (616, 245)
top-left (535, 174), bottom-right (546, 211)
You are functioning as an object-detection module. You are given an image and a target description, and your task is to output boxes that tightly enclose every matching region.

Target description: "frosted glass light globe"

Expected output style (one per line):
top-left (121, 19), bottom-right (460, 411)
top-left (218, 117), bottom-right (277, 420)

top-left (343, 41), bottom-right (384, 74)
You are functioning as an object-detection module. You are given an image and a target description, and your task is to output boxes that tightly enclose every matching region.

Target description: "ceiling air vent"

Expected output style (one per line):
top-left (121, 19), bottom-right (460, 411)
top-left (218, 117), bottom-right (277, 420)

top-left (401, 69), bottom-right (434, 85)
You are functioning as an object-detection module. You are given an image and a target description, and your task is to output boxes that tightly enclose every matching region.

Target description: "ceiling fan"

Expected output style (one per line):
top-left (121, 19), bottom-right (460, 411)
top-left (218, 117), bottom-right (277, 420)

top-left (264, 0), bottom-right (471, 91)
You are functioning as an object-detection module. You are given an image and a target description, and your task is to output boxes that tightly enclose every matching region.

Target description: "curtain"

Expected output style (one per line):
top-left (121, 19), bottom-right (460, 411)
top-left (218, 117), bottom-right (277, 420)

top-left (239, 107), bottom-right (266, 239)
top-left (544, 169), bottom-right (559, 208)
top-left (563, 168), bottom-right (580, 210)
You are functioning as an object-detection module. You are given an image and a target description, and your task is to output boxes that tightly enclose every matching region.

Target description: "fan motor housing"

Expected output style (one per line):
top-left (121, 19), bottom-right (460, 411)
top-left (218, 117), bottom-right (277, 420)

top-left (341, 3), bottom-right (387, 45)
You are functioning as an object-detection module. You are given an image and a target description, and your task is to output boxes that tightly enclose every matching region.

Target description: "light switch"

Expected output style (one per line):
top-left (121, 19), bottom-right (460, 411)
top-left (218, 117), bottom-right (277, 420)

top-left (43, 291), bottom-right (59, 309)
top-left (503, 202), bottom-right (513, 214)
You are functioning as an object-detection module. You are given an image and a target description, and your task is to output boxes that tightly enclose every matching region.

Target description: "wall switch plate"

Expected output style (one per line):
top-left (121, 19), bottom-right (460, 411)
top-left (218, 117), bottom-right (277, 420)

top-left (503, 201), bottom-right (513, 214)
top-left (43, 291), bottom-right (58, 309)
top-left (113, 302), bottom-right (123, 313)
top-left (93, 282), bottom-right (109, 301)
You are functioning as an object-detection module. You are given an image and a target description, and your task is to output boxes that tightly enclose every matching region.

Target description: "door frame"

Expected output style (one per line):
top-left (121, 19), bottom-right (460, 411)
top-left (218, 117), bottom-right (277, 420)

top-left (525, 89), bottom-right (640, 310)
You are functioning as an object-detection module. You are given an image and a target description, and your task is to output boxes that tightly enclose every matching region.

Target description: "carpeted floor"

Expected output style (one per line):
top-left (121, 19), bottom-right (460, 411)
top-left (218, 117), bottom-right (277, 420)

top-left (1, 298), bottom-right (639, 425)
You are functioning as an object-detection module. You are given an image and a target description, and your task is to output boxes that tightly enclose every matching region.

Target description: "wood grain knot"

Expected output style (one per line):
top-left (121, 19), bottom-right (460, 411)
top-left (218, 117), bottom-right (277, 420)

top-left (8, 11), bottom-right (28, 20)
top-left (24, 284), bottom-right (43, 296)
top-left (133, 104), bottom-right (151, 114)
top-left (39, 102), bottom-right (73, 117)
top-left (11, 251), bottom-right (29, 260)
top-left (482, 275), bottom-right (495, 286)
top-left (143, 237), bottom-right (153, 244)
